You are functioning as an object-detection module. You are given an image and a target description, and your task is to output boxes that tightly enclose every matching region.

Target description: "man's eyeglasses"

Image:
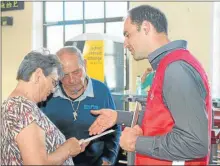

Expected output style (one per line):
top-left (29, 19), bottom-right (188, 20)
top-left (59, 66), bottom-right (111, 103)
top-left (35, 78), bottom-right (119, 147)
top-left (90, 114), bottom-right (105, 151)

top-left (50, 77), bottom-right (59, 88)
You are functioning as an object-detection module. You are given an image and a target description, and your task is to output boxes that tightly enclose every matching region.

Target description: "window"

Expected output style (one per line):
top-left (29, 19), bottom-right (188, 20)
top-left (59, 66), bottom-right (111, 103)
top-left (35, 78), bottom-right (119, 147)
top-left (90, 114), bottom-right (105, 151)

top-left (65, 2), bottom-right (83, 20)
top-left (85, 2), bottom-right (104, 19)
top-left (45, 2), bottom-right (63, 22)
top-left (106, 22), bottom-right (124, 37)
top-left (46, 26), bottom-right (63, 53)
top-left (106, 2), bottom-right (128, 18)
top-left (65, 24), bottom-right (83, 42)
top-left (43, 1), bottom-right (129, 52)
top-left (43, 2), bottom-right (130, 95)
top-left (85, 23), bottom-right (104, 33)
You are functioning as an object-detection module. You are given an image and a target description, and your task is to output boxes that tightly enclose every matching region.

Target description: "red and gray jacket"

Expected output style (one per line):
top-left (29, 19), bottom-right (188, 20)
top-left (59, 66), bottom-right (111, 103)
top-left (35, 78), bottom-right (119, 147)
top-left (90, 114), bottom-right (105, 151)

top-left (135, 49), bottom-right (212, 165)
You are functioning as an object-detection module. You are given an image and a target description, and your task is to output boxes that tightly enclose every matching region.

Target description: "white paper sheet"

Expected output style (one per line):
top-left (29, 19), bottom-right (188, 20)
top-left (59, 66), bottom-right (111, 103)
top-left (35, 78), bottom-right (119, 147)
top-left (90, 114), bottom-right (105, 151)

top-left (79, 129), bottom-right (115, 145)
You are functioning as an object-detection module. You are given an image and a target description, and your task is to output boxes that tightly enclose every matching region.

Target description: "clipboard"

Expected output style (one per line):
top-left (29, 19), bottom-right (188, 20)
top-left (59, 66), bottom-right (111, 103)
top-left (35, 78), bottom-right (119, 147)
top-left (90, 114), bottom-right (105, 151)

top-left (131, 101), bottom-right (140, 127)
top-left (127, 101), bottom-right (140, 165)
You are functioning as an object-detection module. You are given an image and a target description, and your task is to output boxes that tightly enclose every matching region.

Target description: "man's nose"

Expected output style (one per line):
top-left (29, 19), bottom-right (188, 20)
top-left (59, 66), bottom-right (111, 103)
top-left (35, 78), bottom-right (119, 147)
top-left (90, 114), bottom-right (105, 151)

top-left (69, 74), bottom-right (76, 83)
top-left (124, 40), bottom-right (129, 48)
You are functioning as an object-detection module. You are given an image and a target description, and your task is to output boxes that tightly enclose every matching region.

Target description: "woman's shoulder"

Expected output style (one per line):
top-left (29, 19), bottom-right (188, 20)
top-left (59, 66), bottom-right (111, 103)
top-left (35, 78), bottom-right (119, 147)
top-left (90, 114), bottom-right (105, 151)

top-left (2, 96), bottom-right (38, 113)
top-left (1, 96), bottom-right (42, 126)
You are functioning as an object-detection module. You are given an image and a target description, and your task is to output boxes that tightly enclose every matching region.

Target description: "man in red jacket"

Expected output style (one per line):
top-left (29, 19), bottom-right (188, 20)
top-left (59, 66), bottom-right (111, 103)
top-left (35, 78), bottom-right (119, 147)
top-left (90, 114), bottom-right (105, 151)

top-left (89, 4), bottom-right (212, 165)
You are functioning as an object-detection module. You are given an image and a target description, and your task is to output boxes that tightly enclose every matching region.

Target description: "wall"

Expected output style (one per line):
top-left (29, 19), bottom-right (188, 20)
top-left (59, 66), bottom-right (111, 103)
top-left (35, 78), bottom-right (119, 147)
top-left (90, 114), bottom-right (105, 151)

top-left (2, 2), bottom-right (33, 101)
top-left (1, 2), bottom-right (215, 99)
top-left (129, 2), bottom-right (213, 92)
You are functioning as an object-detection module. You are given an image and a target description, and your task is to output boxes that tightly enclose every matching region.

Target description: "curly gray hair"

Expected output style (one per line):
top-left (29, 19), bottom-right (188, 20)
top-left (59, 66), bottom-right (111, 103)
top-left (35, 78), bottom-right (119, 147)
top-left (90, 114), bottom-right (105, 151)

top-left (16, 50), bottom-right (64, 81)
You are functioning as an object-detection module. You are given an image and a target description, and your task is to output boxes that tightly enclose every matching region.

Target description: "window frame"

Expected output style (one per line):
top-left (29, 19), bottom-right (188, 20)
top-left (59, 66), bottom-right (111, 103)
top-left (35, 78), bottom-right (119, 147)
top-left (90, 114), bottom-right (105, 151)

top-left (43, 1), bottom-right (130, 47)
top-left (43, 1), bottom-right (130, 92)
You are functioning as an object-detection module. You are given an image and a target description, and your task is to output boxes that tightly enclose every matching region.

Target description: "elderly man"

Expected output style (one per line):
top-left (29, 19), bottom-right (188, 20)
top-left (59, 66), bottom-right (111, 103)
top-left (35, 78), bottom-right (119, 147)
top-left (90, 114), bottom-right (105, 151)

top-left (88, 4), bottom-right (212, 165)
top-left (40, 46), bottom-right (121, 166)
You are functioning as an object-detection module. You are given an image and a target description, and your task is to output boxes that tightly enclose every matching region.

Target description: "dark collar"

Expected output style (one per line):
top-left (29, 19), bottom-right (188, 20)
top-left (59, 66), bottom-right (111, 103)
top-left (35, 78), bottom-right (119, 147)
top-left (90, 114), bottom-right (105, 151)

top-left (148, 40), bottom-right (187, 70)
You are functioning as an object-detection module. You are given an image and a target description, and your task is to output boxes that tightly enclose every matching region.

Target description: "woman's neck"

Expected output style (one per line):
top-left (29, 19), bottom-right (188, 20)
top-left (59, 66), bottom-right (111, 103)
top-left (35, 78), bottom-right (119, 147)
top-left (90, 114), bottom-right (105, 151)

top-left (10, 81), bottom-right (36, 102)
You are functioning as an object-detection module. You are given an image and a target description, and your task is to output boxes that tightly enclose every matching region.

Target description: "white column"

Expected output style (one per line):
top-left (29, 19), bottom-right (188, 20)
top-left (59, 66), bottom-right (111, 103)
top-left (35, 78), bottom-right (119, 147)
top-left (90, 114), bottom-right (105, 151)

top-left (32, 2), bottom-right (43, 50)
top-left (212, 2), bottom-right (220, 98)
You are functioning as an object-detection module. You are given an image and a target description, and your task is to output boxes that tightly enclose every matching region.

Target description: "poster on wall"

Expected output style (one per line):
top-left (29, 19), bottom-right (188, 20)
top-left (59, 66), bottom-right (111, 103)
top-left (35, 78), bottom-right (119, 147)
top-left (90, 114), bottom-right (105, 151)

top-left (1, 1), bottom-right (24, 12)
top-left (83, 41), bottom-right (105, 82)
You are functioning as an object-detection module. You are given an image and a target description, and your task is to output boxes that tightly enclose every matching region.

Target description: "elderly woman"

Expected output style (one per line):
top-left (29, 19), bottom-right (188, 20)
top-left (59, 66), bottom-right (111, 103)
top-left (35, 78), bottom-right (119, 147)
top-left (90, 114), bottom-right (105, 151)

top-left (1, 50), bottom-right (87, 165)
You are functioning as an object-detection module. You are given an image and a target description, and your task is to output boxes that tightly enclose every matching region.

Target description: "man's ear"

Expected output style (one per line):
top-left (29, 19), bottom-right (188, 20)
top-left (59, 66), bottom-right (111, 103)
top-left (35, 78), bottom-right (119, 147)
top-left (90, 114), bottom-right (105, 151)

top-left (30, 68), bottom-right (43, 84)
top-left (84, 59), bottom-right (87, 72)
top-left (142, 20), bottom-right (150, 35)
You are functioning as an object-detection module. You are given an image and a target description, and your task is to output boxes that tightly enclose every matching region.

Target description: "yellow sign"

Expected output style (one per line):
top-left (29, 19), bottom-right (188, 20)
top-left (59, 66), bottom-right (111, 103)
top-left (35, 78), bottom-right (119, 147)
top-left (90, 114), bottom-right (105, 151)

top-left (83, 41), bottom-right (104, 82)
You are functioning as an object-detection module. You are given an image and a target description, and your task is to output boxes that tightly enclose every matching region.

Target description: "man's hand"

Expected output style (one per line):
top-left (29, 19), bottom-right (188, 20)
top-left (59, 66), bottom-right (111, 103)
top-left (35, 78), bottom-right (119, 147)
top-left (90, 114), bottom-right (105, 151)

top-left (89, 109), bottom-right (117, 135)
top-left (133, 125), bottom-right (143, 136)
top-left (120, 125), bottom-right (143, 152)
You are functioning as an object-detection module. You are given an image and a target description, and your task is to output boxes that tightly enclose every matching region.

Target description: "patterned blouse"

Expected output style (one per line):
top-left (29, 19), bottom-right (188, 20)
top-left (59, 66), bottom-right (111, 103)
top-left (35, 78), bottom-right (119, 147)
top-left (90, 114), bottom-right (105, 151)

top-left (1, 96), bottom-right (74, 165)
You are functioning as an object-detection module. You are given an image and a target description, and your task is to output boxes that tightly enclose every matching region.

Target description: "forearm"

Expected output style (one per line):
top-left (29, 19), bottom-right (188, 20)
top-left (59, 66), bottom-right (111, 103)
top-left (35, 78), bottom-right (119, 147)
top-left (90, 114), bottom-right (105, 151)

top-left (135, 126), bottom-right (208, 161)
top-left (47, 143), bottom-right (70, 165)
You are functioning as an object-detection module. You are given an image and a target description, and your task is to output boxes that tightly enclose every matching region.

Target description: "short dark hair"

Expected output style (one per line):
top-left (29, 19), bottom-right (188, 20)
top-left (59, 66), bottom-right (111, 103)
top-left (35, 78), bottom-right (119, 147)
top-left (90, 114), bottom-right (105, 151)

top-left (128, 5), bottom-right (168, 34)
top-left (17, 50), bottom-right (64, 81)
